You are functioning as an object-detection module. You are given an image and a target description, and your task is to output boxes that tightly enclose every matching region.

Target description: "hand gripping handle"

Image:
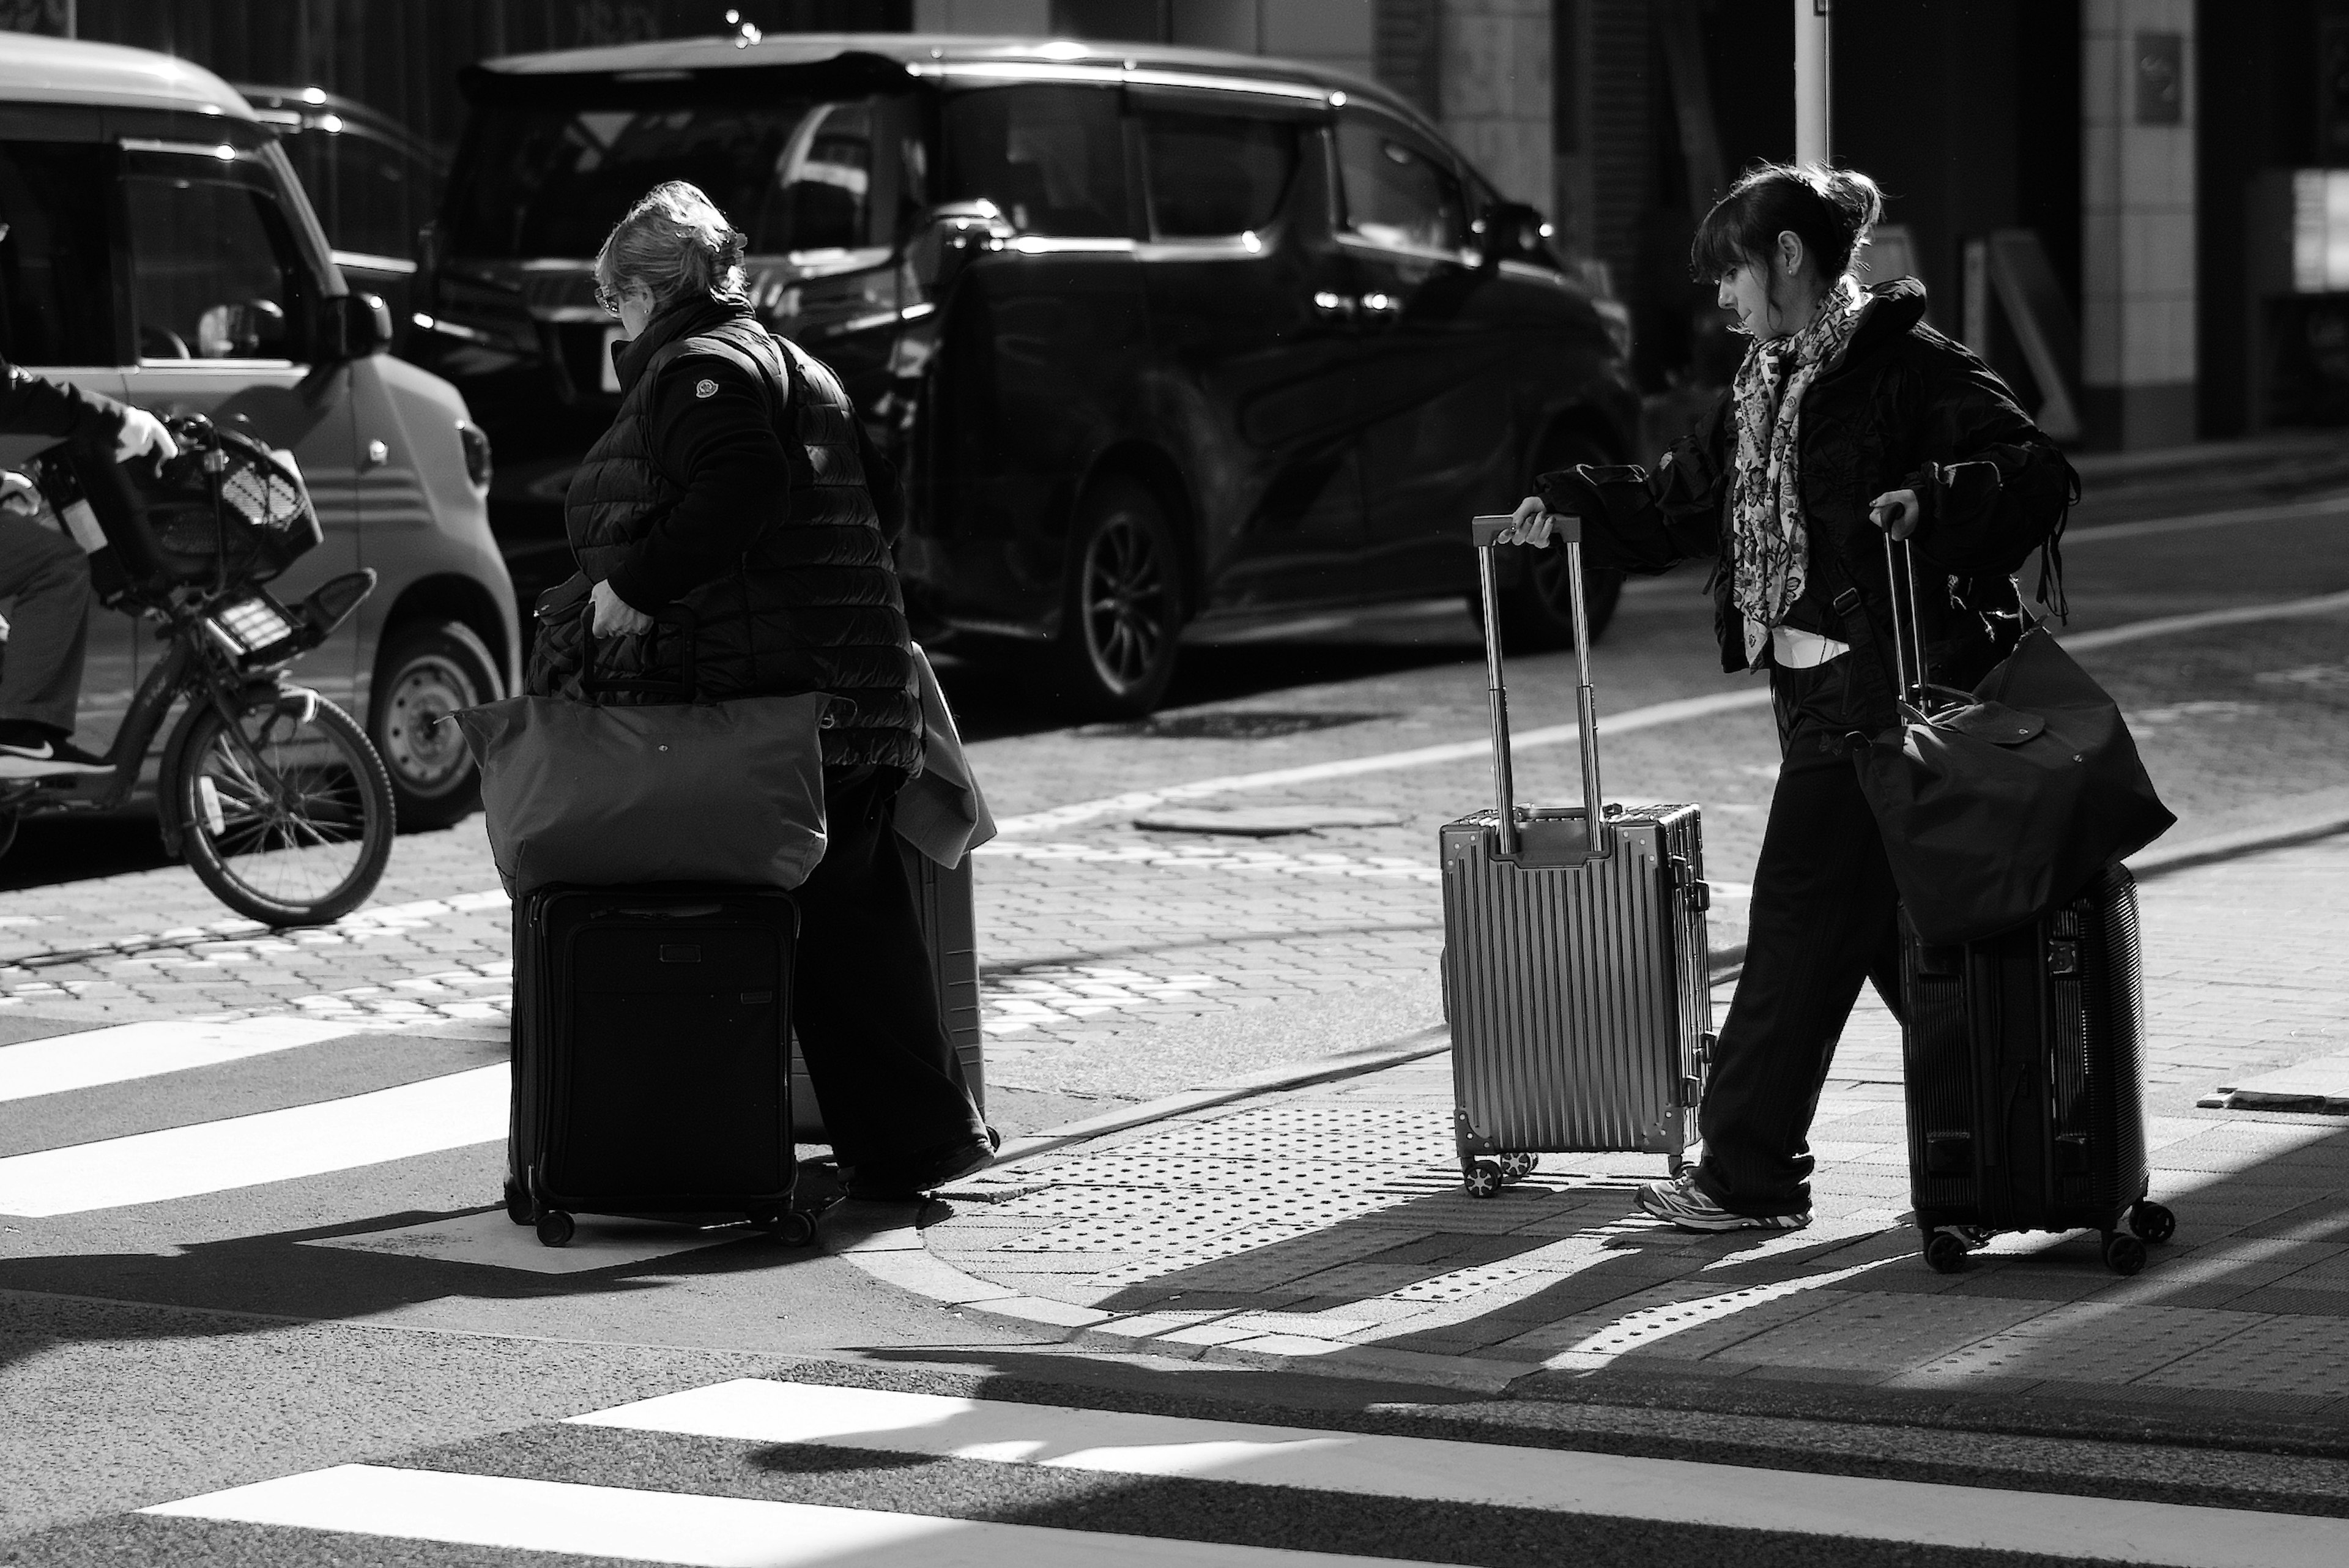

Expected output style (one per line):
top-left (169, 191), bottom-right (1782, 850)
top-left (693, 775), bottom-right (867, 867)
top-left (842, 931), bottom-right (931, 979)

top-left (1470, 513), bottom-right (1607, 857)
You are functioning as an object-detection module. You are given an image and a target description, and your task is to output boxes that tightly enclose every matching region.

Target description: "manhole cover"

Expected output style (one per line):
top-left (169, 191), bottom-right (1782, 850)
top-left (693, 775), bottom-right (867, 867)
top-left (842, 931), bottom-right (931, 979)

top-left (1084, 710), bottom-right (1388, 740)
top-left (1134, 805), bottom-right (1407, 836)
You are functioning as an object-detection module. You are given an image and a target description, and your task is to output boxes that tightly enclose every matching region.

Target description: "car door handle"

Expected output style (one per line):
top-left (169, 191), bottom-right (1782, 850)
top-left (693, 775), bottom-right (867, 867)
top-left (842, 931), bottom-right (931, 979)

top-left (1311, 291), bottom-right (1355, 318)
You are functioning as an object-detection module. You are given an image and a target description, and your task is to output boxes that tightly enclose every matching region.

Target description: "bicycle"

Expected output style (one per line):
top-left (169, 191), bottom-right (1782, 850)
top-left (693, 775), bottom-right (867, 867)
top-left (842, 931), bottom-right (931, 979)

top-left (8, 415), bottom-right (395, 926)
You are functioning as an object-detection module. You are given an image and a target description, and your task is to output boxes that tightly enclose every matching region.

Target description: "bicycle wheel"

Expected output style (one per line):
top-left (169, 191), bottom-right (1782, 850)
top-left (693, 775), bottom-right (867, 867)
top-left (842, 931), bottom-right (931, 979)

top-left (172, 691), bottom-right (395, 926)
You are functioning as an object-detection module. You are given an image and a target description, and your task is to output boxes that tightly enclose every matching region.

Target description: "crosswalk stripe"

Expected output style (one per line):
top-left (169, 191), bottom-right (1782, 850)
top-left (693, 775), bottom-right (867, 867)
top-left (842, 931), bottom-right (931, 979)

top-left (0, 1017), bottom-right (357, 1103)
top-left (0, 1065), bottom-right (505, 1217)
top-left (140, 1463), bottom-right (1445, 1567)
top-left (574, 1379), bottom-right (2349, 1568)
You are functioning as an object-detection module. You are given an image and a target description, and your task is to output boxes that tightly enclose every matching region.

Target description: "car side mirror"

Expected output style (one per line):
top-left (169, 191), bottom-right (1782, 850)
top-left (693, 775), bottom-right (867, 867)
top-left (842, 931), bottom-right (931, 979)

top-left (904, 199), bottom-right (1017, 298)
top-left (1474, 201), bottom-right (1554, 270)
top-left (333, 292), bottom-right (394, 359)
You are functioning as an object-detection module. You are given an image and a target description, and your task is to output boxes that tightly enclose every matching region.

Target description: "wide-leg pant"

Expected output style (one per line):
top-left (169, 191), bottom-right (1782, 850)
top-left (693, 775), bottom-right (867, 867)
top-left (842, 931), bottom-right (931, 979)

top-left (1691, 657), bottom-right (1904, 1218)
top-left (789, 764), bottom-right (988, 1172)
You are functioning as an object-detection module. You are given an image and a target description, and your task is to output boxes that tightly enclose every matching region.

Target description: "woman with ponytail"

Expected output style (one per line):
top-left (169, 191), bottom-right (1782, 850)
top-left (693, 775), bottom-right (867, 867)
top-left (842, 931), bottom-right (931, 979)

top-left (536, 180), bottom-right (993, 1199)
top-left (1500, 163), bottom-right (2077, 1233)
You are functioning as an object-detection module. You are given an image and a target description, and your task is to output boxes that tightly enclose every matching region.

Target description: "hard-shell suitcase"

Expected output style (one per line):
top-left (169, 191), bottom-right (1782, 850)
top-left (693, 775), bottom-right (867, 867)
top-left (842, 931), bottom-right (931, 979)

top-left (506, 885), bottom-right (815, 1247)
top-left (789, 836), bottom-right (987, 1142)
top-left (1439, 514), bottom-right (1713, 1197)
top-left (1902, 866), bottom-right (2175, 1275)
top-left (1862, 533), bottom-right (2175, 1275)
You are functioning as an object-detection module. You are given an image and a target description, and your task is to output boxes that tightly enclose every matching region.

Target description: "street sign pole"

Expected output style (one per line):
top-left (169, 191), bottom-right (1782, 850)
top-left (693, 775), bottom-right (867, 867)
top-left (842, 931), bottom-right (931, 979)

top-left (1795, 0), bottom-right (1831, 165)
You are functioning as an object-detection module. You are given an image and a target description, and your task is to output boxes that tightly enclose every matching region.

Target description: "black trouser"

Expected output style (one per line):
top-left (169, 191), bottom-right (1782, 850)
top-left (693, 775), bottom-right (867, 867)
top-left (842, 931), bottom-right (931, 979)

top-left (789, 764), bottom-right (987, 1171)
top-left (1692, 656), bottom-right (1904, 1218)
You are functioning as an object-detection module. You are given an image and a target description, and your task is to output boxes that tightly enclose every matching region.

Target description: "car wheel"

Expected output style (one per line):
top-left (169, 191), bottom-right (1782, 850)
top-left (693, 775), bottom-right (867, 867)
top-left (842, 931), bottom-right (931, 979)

top-left (371, 620), bottom-right (502, 831)
top-left (1034, 478), bottom-right (1183, 718)
top-left (1496, 431), bottom-right (1627, 652)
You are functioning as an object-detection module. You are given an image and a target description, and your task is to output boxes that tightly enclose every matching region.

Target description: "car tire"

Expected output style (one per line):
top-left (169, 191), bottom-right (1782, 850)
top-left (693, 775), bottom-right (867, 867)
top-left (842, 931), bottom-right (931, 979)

top-left (1494, 431), bottom-right (1627, 652)
top-left (1031, 478), bottom-right (1184, 719)
top-left (371, 619), bottom-right (503, 831)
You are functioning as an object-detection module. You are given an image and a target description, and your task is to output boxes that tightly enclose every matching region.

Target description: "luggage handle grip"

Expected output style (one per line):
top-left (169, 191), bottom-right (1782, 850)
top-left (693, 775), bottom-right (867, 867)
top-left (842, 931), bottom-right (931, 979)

top-left (1471, 513), bottom-right (1608, 858)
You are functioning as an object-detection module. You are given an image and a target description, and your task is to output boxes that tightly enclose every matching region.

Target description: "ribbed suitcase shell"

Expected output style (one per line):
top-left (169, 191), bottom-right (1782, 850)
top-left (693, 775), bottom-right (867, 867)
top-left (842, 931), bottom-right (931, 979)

top-left (510, 886), bottom-right (799, 1227)
top-left (1440, 513), bottom-right (1712, 1191)
top-left (1442, 805), bottom-right (1709, 1165)
top-left (1902, 865), bottom-right (2154, 1251)
top-left (789, 838), bottom-right (986, 1141)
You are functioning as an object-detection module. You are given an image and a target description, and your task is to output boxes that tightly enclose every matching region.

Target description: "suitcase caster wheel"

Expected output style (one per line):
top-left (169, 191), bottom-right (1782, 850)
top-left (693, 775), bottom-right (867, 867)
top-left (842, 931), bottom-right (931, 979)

top-left (2128, 1202), bottom-right (2175, 1245)
top-left (1464, 1161), bottom-right (1503, 1198)
top-left (503, 1178), bottom-right (533, 1227)
top-left (2102, 1232), bottom-right (2147, 1276)
top-left (535, 1211), bottom-right (575, 1248)
top-left (1923, 1230), bottom-right (1968, 1274)
top-left (986, 1125), bottom-right (1003, 1153)
top-left (1499, 1154), bottom-right (1537, 1182)
top-left (773, 1211), bottom-right (818, 1248)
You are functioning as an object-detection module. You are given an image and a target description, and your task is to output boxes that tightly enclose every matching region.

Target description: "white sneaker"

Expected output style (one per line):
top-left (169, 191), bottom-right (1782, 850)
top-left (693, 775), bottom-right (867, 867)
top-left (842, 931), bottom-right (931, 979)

top-left (1634, 1170), bottom-right (1811, 1233)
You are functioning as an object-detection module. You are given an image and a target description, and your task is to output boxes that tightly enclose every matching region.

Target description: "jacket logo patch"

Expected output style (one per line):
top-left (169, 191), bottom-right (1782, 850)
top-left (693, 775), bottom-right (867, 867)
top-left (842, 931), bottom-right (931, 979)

top-left (694, 378), bottom-right (718, 398)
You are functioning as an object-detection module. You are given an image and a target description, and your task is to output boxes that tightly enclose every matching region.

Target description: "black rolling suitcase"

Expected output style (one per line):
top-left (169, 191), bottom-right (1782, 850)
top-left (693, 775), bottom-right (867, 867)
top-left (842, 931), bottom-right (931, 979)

top-left (506, 885), bottom-right (815, 1247)
top-left (1902, 865), bottom-right (2175, 1274)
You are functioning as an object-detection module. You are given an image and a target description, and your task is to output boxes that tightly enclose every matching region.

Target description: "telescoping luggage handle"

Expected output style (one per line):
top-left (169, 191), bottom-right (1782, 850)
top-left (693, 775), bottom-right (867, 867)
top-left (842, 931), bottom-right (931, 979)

top-left (1470, 513), bottom-right (1606, 858)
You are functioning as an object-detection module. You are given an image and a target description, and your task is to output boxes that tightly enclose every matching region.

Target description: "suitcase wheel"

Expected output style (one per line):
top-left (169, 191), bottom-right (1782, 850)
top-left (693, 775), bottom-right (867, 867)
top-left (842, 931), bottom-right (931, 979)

top-left (535, 1211), bottom-right (576, 1248)
top-left (1498, 1153), bottom-right (1538, 1183)
top-left (503, 1178), bottom-right (534, 1227)
top-left (1922, 1230), bottom-right (1969, 1274)
top-left (2128, 1202), bottom-right (2176, 1246)
top-left (750, 1209), bottom-right (819, 1248)
top-left (1463, 1161), bottom-right (1504, 1199)
top-left (2101, 1232), bottom-right (2147, 1277)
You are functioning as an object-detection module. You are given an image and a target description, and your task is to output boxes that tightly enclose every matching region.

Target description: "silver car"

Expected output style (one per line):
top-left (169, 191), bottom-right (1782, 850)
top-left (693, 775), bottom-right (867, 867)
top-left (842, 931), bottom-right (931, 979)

top-left (0, 34), bottom-right (517, 830)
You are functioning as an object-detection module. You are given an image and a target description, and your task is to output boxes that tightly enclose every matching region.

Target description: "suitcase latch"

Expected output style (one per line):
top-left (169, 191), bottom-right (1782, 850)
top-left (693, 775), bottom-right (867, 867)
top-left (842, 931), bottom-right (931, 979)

top-left (2047, 940), bottom-right (2079, 976)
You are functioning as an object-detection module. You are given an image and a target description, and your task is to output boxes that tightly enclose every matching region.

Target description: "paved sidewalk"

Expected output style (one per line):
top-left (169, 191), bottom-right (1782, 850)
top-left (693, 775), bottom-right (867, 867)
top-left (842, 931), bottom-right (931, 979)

top-left (875, 834), bottom-right (2349, 1438)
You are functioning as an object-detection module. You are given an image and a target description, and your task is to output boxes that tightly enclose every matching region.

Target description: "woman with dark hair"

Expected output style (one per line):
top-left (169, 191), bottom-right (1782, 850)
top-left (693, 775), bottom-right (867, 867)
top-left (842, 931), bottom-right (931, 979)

top-left (536, 180), bottom-right (993, 1199)
top-left (1499, 162), bottom-right (2077, 1232)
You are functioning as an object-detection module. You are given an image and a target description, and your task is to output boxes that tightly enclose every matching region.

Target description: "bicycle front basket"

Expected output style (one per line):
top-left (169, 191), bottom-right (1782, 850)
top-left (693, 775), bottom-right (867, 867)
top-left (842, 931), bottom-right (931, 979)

top-left (71, 417), bottom-right (324, 591)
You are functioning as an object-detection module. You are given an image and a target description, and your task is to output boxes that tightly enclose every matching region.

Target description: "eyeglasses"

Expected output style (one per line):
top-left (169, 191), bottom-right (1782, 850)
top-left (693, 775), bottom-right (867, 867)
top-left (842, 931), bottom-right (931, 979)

top-left (594, 279), bottom-right (637, 316)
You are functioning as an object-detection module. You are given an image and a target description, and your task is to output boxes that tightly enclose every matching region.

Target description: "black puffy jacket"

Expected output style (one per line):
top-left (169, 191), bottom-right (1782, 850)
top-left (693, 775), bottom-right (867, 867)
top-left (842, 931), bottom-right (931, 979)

top-left (532, 296), bottom-right (921, 773)
top-left (1540, 279), bottom-right (2077, 711)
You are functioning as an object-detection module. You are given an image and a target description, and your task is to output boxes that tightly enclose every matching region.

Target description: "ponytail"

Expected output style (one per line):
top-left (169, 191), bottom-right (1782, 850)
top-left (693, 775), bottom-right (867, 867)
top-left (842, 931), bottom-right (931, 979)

top-left (594, 180), bottom-right (750, 314)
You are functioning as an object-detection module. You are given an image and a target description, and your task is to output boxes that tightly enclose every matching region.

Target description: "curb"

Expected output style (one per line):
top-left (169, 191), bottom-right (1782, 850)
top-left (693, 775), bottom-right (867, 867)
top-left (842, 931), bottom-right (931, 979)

top-left (841, 811), bottom-right (2349, 1400)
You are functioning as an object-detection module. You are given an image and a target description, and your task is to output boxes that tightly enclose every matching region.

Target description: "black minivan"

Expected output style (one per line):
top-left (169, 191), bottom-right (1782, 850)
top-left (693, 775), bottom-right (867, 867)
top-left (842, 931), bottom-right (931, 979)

top-left (420, 34), bottom-right (1638, 714)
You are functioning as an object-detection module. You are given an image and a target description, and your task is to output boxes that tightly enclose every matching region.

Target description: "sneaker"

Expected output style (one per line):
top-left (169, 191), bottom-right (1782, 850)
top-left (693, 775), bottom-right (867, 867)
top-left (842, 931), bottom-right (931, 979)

top-left (1634, 1171), bottom-right (1810, 1233)
top-left (0, 735), bottom-right (112, 777)
top-left (844, 1133), bottom-right (995, 1202)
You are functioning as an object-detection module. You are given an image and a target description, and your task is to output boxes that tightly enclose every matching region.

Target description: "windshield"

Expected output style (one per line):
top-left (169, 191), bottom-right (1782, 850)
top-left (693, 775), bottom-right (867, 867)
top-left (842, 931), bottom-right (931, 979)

top-left (447, 90), bottom-right (926, 261)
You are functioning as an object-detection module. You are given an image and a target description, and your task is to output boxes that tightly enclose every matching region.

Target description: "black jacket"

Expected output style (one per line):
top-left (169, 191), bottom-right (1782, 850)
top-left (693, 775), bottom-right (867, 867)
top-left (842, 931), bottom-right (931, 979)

top-left (1, 356), bottom-right (124, 443)
top-left (533, 296), bottom-right (921, 773)
top-left (1540, 279), bottom-right (2077, 705)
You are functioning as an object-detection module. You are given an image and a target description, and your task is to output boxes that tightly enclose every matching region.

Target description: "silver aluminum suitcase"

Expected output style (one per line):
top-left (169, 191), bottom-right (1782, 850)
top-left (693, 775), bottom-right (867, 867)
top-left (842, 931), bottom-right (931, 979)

top-left (1439, 514), bottom-right (1713, 1197)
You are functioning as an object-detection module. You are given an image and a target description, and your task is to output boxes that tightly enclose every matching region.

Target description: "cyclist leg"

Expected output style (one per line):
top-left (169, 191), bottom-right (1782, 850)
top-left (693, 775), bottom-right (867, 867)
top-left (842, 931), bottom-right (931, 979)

top-left (0, 514), bottom-right (98, 769)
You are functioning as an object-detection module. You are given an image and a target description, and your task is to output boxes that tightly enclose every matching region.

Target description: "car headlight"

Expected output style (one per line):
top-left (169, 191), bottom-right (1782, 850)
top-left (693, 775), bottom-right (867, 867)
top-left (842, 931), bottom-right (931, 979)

top-left (456, 420), bottom-right (492, 494)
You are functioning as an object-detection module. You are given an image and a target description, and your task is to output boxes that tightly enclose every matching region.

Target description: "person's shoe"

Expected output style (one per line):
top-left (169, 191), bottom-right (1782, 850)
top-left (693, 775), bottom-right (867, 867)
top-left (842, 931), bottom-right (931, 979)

top-left (844, 1134), bottom-right (996, 1202)
top-left (0, 734), bottom-right (112, 777)
top-left (1634, 1170), bottom-right (1810, 1233)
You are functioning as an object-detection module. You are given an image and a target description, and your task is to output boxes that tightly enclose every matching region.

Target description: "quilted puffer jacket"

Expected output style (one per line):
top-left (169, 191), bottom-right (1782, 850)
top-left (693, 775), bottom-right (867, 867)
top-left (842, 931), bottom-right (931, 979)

top-left (532, 296), bottom-right (919, 773)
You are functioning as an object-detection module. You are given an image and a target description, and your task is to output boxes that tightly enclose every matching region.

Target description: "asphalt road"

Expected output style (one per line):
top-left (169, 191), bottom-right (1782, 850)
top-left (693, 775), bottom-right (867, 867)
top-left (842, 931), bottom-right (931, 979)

top-left (1, 471), bottom-right (2345, 1564)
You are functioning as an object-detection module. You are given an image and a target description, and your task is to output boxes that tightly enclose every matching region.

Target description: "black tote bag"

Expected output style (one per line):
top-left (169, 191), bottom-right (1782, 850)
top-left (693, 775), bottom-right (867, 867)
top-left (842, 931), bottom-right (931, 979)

top-left (1843, 540), bottom-right (2175, 945)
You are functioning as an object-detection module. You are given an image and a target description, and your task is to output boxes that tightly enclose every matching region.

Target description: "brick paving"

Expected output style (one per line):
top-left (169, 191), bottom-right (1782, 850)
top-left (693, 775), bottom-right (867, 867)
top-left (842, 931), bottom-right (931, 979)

top-left (914, 834), bottom-right (2349, 1418)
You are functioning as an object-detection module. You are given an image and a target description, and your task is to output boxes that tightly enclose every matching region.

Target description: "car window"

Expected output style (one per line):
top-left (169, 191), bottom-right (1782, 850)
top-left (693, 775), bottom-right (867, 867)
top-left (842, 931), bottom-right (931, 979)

top-left (124, 149), bottom-right (309, 363)
top-left (450, 93), bottom-right (921, 262)
top-left (1335, 112), bottom-right (1467, 256)
top-left (941, 86), bottom-right (1129, 239)
top-left (0, 141), bottom-right (117, 365)
top-left (280, 124), bottom-right (439, 259)
top-left (1141, 112), bottom-right (1300, 239)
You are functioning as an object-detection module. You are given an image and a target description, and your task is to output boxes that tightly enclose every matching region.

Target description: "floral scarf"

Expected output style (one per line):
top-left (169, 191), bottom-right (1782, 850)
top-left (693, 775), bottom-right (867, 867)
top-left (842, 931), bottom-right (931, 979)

top-left (1727, 277), bottom-right (1864, 629)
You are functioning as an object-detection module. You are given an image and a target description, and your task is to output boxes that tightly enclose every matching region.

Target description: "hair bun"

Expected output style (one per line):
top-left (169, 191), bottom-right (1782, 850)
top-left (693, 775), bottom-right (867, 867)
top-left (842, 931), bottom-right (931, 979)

top-left (1812, 166), bottom-right (1885, 243)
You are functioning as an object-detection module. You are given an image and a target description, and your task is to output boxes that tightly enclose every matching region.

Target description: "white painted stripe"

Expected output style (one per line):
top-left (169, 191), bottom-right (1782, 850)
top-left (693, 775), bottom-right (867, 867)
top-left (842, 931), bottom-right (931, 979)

top-left (0, 1017), bottom-right (356, 1103)
top-left (0, 1065), bottom-right (505, 1217)
top-left (575, 1380), bottom-right (2349, 1568)
top-left (143, 1463), bottom-right (1436, 1568)
top-left (994, 590), bottom-right (2349, 836)
top-left (2063, 492), bottom-right (2349, 544)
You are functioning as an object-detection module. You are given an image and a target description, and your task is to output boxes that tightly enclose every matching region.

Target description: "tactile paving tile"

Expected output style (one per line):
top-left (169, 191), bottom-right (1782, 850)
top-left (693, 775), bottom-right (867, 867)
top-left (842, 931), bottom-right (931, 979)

top-left (1387, 1262), bottom-right (1544, 1302)
top-left (1704, 1288), bottom-right (2044, 1372)
top-left (1024, 1151), bottom-right (1427, 1196)
top-left (2132, 1314), bottom-right (2349, 1397)
top-left (1899, 1304), bottom-right (2265, 1386)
